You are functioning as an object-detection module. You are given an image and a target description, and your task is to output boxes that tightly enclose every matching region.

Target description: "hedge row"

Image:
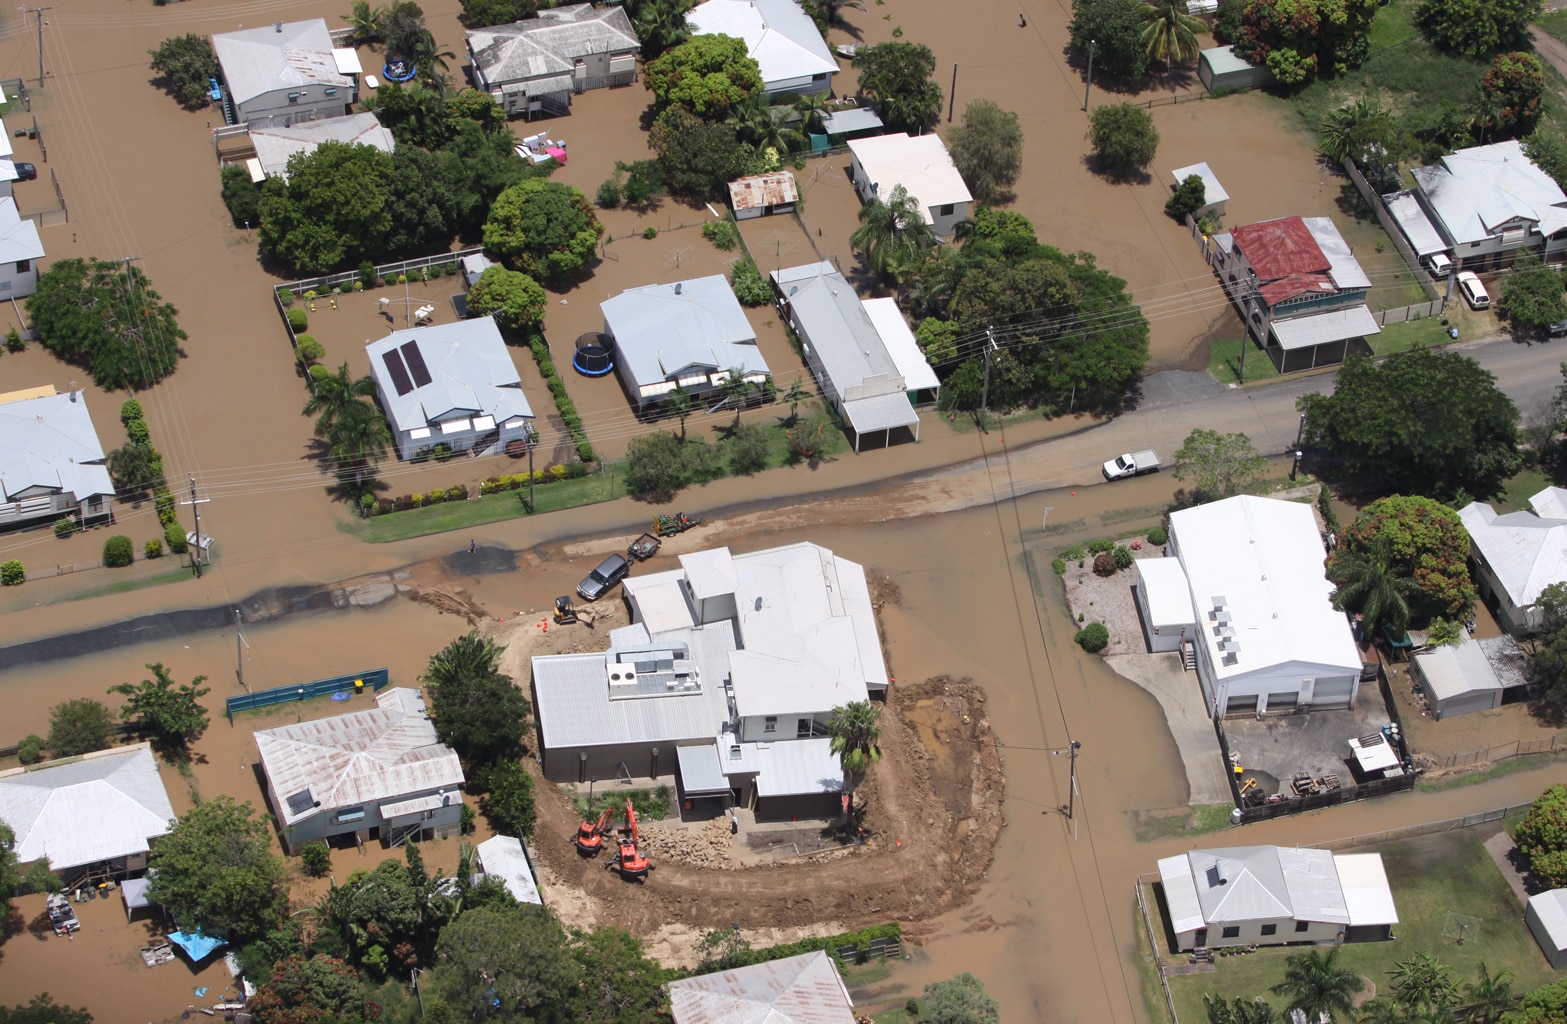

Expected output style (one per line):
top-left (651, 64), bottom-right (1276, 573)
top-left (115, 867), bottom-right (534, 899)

top-left (685, 922), bottom-right (902, 978)
top-left (476, 464), bottom-right (590, 494)
top-left (124, 399), bottom-right (188, 556)
top-left (527, 332), bottom-right (595, 463)
top-left (363, 484), bottom-right (472, 517)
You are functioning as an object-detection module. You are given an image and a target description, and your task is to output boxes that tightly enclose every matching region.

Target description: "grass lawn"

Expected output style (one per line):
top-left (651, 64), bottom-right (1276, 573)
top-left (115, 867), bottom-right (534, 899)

top-left (1418, 751), bottom-right (1567, 792)
top-left (1162, 830), bottom-right (1556, 1023)
top-left (1208, 337), bottom-right (1281, 385)
top-left (1499, 467), bottom-right (1554, 513)
top-left (1371, 317), bottom-right (1452, 356)
top-left (1541, 10), bottom-right (1567, 46)
top-left (1130, 804), bottom-right (1237, 843)
top-left (56, 560), bottom-right (202, 604)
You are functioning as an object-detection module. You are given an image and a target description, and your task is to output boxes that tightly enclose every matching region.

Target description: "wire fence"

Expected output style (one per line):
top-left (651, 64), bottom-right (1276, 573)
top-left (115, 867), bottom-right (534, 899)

top-left (1438, 733), bottom-right (1567, 769)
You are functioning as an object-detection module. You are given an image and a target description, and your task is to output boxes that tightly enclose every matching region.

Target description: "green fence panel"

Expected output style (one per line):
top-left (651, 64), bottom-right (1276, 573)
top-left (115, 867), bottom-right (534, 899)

top-left (226, 668), bottom-right (390, 722)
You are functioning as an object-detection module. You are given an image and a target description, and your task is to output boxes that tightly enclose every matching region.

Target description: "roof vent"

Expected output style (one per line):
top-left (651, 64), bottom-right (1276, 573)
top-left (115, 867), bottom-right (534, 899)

top-left (275, 20), bottom-right (283, 31)
top-left (674, 282), bottom-right (682, 295)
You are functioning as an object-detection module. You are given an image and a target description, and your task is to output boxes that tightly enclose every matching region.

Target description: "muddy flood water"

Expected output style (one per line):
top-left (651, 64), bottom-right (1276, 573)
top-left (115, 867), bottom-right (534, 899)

top-left (5, 477), bottom-right (1567, 1022)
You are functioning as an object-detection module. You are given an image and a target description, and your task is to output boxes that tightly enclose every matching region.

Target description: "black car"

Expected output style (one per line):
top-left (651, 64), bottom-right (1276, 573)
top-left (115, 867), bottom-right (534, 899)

top-left (13, 162), bottom-right (35, 181)
top-left (1551, 320), bottom-right (1567, 338)
top-left (576, 553), bottom-right (630, 601)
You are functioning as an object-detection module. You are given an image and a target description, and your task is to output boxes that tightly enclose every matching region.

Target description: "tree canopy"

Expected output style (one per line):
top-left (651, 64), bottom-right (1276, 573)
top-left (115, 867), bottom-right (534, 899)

top-left (423, 631), bottom-right (532, 768)
top-left (1234, 0), bottom-right (1378, 85)
top-left (461, 0), bottom-right (540, 28)
top-left (47, 698), bottom-right (116, 758)
top-left (28, 258), bottom-right (187, 391)
top-left (851, 185), bottom-right (937, 284)
top-left (946, 100), bottom-right (1023, 204)
top-left (483, 178), bottom-right (602, 281)
top-left (1087, 103), bottom-right (1159, 177)
top-left (108, 662), bottom-right (210, 756)
top-left (643, 34), bottom-right (763, 118)
top-left (1068, 0), bottom-right (1150, 81)
top-left (149, 34), bottom-right (217, 109)
top-left (1517, 784), bottom-right (1567, 889)
top-left (428, 904), bottom-right (580, 1023)
top-left (148, 795), bottom-right (288, 942)
top-left (247, 954), bottom-right (374, 1024)
top-left (1328, 495), bottom-right (1475, 625)
top-left (258, 142), bottom-right (396, 273)
top-left (1415, 0), bottom-right (1540, 58)
top-left (922, 972), bottom-right (1001, 1024)
top-left (0, 995), bottom-right (93, 1024)
top-left (855, 42), bottom-right (944, 135)
top-left (1484, 52), bottom-right (1547, 140)
top-left (567, 927), bottom-right (669, 1024)
top-left (1297, 349), bottom-right (1521, 500)
top-left (1138, 0), bottom-right (1205, 68)
top-left (1499, 257), bottom-right (1567, 330)
top-left (649, 104), bottom-right (755, 198)
top-left (467, 266), bottom-right (547, 329)
top-left (1172, 428), bottom-right (1267, 504)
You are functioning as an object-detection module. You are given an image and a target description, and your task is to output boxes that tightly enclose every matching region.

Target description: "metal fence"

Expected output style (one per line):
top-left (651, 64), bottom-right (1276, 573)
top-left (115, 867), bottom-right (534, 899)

top-left (271, 249), bottom-right (485, 306)
top-left (1, 79), bottom-right (29, 112)
top-left (1373, 299), bottom-right (1445, 326)
top-left (1137, 877), bottom-right (1183, 1024)
top-left (225, 667), bottom-right (390, 721)
top-left (1438, 733), bottom-right (1567, 769)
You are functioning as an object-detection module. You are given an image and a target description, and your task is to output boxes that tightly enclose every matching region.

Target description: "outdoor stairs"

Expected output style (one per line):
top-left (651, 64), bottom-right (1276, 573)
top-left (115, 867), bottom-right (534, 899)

top-left (1180, 639), bottom-right (1196, 672)
top-left (387, 822), bottom-right (419, 848)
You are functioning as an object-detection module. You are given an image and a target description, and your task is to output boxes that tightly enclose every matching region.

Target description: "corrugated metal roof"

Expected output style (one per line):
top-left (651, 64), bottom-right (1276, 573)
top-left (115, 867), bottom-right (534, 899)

top-left (1334, 853), bottom-right (1398, 926)
top-left (212, 20), bottom-right (351, 107)
top-left (773, 262), bottom-right (904, 402)
top-left (668, 950), bottom-right (856, 1024)
top-left (1277, 847), bottom-right (1350, 924)
top-left (366, 317), bottom-right (533, 436)
top-left (475, 835), bottom-right (542, 904)
top-left (676, 742), bottom-right (730, 794)
top-left (843, 392), bottom-right (918, 434)
top-left (752, 738), bottom-right (841, 797)
top-left (861, 298), bottom-right (938, 393)
top-left (1158, 855), bottom-right (1207, 934)
top-left (1200, 45), bottom-right (1257, 76)
top-left (848, 134), bottom-right (972, 224)
top-left (1268, 305), bottom-right (1380, 351)
top-left (821, 107), bottom-right (882, 135)
top-left (1413, 636), bottom-right (1503, 702)
top-left (728, 172), bottom-right (798, 212)
top-left (1233, 216), bottom-right (1328, 280)
top-left (250, 111), bottom-right (394, 179)
top-left (688, 0), bottom-right (837, 90)
top-left (0, 743), bottom-right (175, 871)
top-left (1459, 489), bottom-right (1567, 612)
top-left (0, 390), bottom-right (114, 504)
top-left (602, 275), bottom-right (768, 390)
top-left (1529, 889), bottom-right (1567, 949)
top-left (1301, 217), bottom-right (1370, 291)
top-left (1413, 140), bottom-right (1567, 246)
top-left (469, 4), bottom-right (638, 87)
top-left (1189, 846), bottom-right (1293, 923)
top-left (1383, 189), bottom-right (1449, 257)
top-left (255, 688), bottom-right (465, 827)
top-left (1137, 557), bottom-right (1195, 628)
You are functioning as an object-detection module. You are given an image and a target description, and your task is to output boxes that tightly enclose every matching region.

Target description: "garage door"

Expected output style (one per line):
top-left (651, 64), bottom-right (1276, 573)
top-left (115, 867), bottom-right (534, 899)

top-left (1224, 695), bottom-right (1258, 717)
top-left (1311, 678), bottom-right (1354, 710)
top-left (1264, 692), bottom-right (1298, 714)
top-left (1439, 691), bottom-right (1498, 720)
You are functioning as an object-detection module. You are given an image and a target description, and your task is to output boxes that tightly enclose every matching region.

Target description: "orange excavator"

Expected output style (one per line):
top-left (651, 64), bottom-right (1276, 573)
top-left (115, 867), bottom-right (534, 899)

top-left (607, 797), bottom-right (652, 881)
top-left (574, 807), bottom-right (614, 856)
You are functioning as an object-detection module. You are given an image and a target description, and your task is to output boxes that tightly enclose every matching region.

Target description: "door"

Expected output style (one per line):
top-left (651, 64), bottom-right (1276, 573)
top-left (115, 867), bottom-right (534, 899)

top-left (1224, 695), bottom-right (1258, 717)
top-left (1311, 678), bottom-right (1354, 710)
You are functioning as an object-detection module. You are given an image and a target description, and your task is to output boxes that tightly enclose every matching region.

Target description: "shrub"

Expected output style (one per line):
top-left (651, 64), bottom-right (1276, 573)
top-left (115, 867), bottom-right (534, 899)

top-left (360, 260), bottom-right (378, 289)
top-left (103, 535), bottom-right (135, 567)
top-left (432, 442), bottom-right (454, 461)
top-left (410, 493), bottom-right (425, 506)
top-left (1112, 545), bottom-right (1134, 570)
top-left (144, 538), bottom-right (164, 559)
top-left (428, 489), bottom-right (447, 504)
top-left (120, 398), bottom-right (144, 424)
top-left (731, 257), bottom-right (772, 306)
top-left (300, 840), bottom-right (331, 876)
top-left (1062, 545), bottom-right (1086, 561)
top-left (1092, 552), bottom-right (1116, 577)
top-left (308, 363), bottom-right (330, 381)
top-left (396, 274), bottom-right (407, 284)
top-left (125, 418), bottom-right (152, 445)
top-left (278, 288), bottom-right (296, 308)
top-left (5, 326), bottom-right (22, 351)
top-left (352, 280), bottom-right (364, 292)
top-left (155, 487), bottom-right (178, 526)
top-left (0, 559), bottom-right (23, 586)
top-left (447, 485), bottom-right (468, 501)
top-left (643, 226), bottom-right (658, 239)
top-left (596, 178), bottom-right (621, 208)
top-left (53, 517), bottom-right (75, 539)
top-left (1147, 526), bottom-right (1167, 546)
top-left (286, 307), bottom-right (308, 332)
top-left (702, 218), bottom-right (741, 250)
top-left (1074, 622), bottom-right (1110, 652)
top-left (549, 464), bottom-right (568, 482)
top-left (295, 335), bottom-right (325, 363)
top-left (1086, 538), bottom-right (1114, 553)
top-left (1051, 557), bottom-right (1067, 575)
top-left (17, 735), bottom-right (43, 765)
top-left (165, 521), bottom-right (188, 554)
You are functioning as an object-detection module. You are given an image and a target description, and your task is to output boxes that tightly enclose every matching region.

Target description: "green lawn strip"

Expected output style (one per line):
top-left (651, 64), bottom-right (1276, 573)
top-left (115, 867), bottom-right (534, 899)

top-left (1134, 887), bottom-right (1177, 1024)
top-left (1371, 316), bottom-right (1452, 356)
top-left (1130, 804), bottom-right (1237, 843)
top-left (59, 563), bottom-right (200, 602)
top-left (1500, 467), bottom-right (1554, 514)
top-left (1208, 337), bottom-right (1280, 385)
top-left (1164, 830), bottom-right (1556, 1023)
top-left (343, 473), bottom-right (625, 542)
top-left (1418, 751), bottom-right (1567, 792)
top-left (1541, 11), bottom-right (1567, 46)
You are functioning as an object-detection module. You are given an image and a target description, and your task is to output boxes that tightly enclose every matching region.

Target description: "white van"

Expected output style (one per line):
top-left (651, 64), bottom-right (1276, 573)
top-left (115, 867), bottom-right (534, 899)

top-left (1424, 253), bottom-right (1453, 278)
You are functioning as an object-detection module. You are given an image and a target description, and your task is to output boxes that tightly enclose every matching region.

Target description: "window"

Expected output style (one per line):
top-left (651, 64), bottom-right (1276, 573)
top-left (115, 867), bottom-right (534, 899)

top-left (336, 807), bottom-right (366, 824)
top-left (1294, 920), bottom-right (1310, 933)
top-left (324, 87), bottom-right (337, 96)
top-left (764, 716), bottom-right (777, 733)
top-left (1220, 926), bottom-right (1240, 939)
top-left (812, 73), bottom-right (827, 82)
top-left (287, 92), bottom-right (302, 103)
top-left (1260, 924), bottom-right (1277, 936)
top-left (797, 718), bottom-right (812, 738)
top-left (939, 203), bottom-right (954, 216)
top-left (16, 260), bottom-right (29, 273)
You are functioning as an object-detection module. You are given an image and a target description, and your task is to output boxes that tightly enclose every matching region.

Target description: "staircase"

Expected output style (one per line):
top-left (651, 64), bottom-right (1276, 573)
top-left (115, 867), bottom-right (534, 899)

top-left (1180, 638), bottom-right (1197, 672)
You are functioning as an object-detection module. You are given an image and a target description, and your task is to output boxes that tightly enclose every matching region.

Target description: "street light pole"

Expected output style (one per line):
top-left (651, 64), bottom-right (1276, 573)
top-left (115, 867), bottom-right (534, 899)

top-left (1083, 40), bottom-right (1095, 111)
top-left (1067, 740), bottom-right (1081, 821)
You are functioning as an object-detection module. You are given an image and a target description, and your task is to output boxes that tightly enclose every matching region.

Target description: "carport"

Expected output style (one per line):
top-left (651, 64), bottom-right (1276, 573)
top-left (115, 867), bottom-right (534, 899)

top-left (1268, 306), bottom-right (1380, 373)
top-left (676, 741), bottom-right (732, 817)
top-left (843, 392), bottom-right (920, 452)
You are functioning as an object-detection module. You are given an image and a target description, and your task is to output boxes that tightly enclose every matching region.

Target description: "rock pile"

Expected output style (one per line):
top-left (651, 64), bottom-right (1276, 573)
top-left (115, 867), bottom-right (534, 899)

top-left (636, 818), bottom-right (737, 870)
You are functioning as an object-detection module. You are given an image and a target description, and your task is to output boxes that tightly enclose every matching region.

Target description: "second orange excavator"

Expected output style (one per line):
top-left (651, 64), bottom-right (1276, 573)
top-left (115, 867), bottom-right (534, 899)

top-left (607, 797), bottom-right (652, 881)
top-left (574, 807), bottom-right (614, 856)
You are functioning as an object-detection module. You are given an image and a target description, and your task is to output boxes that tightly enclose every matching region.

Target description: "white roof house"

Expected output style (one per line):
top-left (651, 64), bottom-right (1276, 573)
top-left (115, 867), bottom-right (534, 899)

top-left (1383, 189), bottom-right (1450, 257)
top-left (212, 19), bottom-right (354, 126)
top-left (1168, 496), bottom-right (1362, 716)
top-left (0, 744), bottom-right (175, 874)
top-left (601, 275), bottom-right (770, 407)
top-left (532, 543), bottom-right (888, 817)
top-left (1134, 557), bottom-right (1198, 653)
top-left (687, 0), bottom-right (836, 98)
top-left (1158, 846), bottom-right (1396, 951)
top-left (0, 389), bottom-right (115, 528)
top-left (248, 111), bottom-right (394, 179)
top-left (1411, 636), bottom-right (1505, 719)
top-left (473, 835), bottom-right (543, 905)
top-left (1460, 486), bottom-right (1567, 635)
top-left (668, 949), bottom-right (856, 1024)
top-left (861, 299), bottom-right (939, 393)
top-left (367, 317), bottom-right (535, 461)
top-left (1412, 140), bottom-right (1567, 251)
top-left (467, 3), bottom-right (639, 114)
top-left (255, 688), bottom-right (465, 852)
top-left (847, 133), bottom-right (973, 239)
top-left (1528, 889), bottom-right (1567, 969)
top-left (0, 196), bottom-right (43, 276)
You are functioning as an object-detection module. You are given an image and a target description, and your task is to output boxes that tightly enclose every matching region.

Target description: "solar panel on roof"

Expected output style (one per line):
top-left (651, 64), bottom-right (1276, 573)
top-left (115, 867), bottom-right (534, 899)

top-left (382, 349), bottom-right (414, 396)
top-left (401, 341), bottom-right (432, 387)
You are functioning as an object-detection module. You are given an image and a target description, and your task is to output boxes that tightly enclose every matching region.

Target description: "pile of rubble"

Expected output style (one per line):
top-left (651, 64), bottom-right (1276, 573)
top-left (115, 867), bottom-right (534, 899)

top-left (636, 818), bottom-right (737, 870)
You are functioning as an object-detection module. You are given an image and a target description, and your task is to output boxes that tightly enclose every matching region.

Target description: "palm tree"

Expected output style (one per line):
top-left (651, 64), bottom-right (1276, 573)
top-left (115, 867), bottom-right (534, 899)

top-left (1318, 98), bottom-right (1393, 164)
top-left (342, 0), bottom-right (386, 45)
top-left (733, 93), bottom-right (803, 154)
top-left (632, 0), bottom-right (692, 59)
top-left (1270, 947), bottom-right (1364, 1024)
top-left (1462, 962), bottom-right (1515, 1024)
top-left (781, 377), bottom-right (809, 425)
top-left (850, 184), bottom-right (936, 285)
top-left (792, 93), bottom-right (831, 136)
top-left (410, 31), bottom-right (455, 95)
top-left (721, 368), bottom-right (754, 427)
top-left (1138, 0), bottom-right (1205, 68)
top-left (303, 362), bottom-right (378, 440)
top-left (663, 384), bottom-right (693, 442)
top-left (1390, 952), bottom-right (1459, 1020)
top-left (1328, 536), bottom-right (1416, 640)
top-left (828, 701), bottom-right (883, 809)
top-left (1356, 999), bottom-right (1405, 1024)
top-left (328, 400), bottom-right (393, 501)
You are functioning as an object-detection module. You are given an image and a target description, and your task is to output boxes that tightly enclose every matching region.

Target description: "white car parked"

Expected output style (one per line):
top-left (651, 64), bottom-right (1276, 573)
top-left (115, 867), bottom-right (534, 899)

top-left (1457, 271), bottom-right (1490, 310)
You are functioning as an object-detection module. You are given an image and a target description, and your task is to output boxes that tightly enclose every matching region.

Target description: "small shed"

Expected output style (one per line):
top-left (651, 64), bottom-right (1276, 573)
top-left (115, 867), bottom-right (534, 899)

top-left (727, 171), bottom-right (797, 220)
top-left (821, 105), bottom-right (883, 139)
top-left (1199, 46), bottom-right (1272, 93)
top-left (1134, 557), bottom-right (1196, 653)
top-left (1170, 162), bottom-right (1228, 219)
top-left (473, 835), bottom-right (543, 905)
top-left (1527, 889), bottom-right (1567, 969)
top-left (1411, 636), bottom-right (1503, 719)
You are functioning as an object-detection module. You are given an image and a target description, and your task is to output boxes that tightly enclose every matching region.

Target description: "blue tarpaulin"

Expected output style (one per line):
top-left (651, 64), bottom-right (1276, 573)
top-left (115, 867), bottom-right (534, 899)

top-left (168, 930), bottom-right (227, 962)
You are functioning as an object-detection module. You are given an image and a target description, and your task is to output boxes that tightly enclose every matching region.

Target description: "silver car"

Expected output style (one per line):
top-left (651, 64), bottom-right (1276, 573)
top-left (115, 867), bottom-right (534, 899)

top-left (576, 553), bottom-right (630, 601)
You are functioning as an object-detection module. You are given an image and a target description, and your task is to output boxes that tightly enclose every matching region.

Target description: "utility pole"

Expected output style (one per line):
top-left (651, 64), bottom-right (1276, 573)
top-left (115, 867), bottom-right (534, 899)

top-left (979, 328), bottom-right (998, 432)
top-left (948, 64), bottom-right (958, 123)
top-left (527, 427), bottom-right (536, 513)
top-left (1065, 740), bottom-right (1081, 820)
top-left (234, 608), bottom-right (250, 690)
top-left (1082, 39), bottom-right (1095, 112)
top-left (181, 475), bottom-right (209, 579)
top-left (19, 6), bottom-right (51, 89)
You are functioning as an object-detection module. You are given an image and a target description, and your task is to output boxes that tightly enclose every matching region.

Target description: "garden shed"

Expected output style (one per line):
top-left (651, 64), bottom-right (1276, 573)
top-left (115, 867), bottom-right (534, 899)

top-left (1133, 557), bottom-right (1196, 654)
top-left (1169, 162), bottom-right (1228, 219)
top-left (1198, 46), bottom-right (1272, 93)
top-left (1410, 636), bottom-right (1503, 719)
top-left (1528, 889), bottom-right (1567, 969)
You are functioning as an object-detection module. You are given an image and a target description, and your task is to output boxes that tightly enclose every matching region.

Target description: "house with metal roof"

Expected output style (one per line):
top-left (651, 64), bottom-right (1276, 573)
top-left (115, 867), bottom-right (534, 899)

top-left (247, 111), bottom-right (394, 180)
top-left (771, 261), bottom-right (937, 451)
top-left (687, 0), bottom-right (836, 100)
top-left (1197, 45), bottom-right (1272, 92)
top-left (847, 133), bottom-right (973, 239)
top-left (0, 195), bottom-right (44, 299)
top-left (473, 835), bottom-right (543, 904)
top-left (1528, 889), bottom-right (1567, 969)
top-left (1133, 557), bottom-right (1198, 653)
top-left (600, 275), bottom-right (771, 410)
top-left (1167, 495), bottom-right (1362, 717)
top-left (531, 542), bottom-right (889, 820)
top-left (1410, 635), bottom-right (1518, 719)
top-left (0, 388), bottom-right (115, 531)
top-left (1458, 486), bottom-right (1567, 635)
top-left (467, 4), bottom-right (639, 120)
top-left (0, 743), bottom-right (175, 880)
top-left (366, 316), bottom-right (535, 461)
top-left (1214, 215), bottom-right (1378, 373)
top-left (255, 687), bottom-right (465, 854)
top-left (212, 19), bottom-right (358, 128)
top-left (1169, 162), bottom-right (1228, 219)
top-left (1410, 140), bottom-right (1567, 269)
top-left (1159, 845), bottom-right (1397, 951)
top-left (668, 949), bottom-right (857, 1023)
top-left (728, 171), bottom-right (797, 219)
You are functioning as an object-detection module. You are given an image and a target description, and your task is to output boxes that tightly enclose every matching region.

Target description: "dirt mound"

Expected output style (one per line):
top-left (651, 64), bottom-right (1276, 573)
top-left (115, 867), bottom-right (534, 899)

top-left (524, 675), bottom-right (1005, 942)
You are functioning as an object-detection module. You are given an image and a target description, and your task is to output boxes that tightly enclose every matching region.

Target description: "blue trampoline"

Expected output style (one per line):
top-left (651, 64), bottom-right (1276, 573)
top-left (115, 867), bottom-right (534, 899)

top-left (383, 59), bottom-right (417, 82)
top-left (573, 332), bottom-right (614, 377)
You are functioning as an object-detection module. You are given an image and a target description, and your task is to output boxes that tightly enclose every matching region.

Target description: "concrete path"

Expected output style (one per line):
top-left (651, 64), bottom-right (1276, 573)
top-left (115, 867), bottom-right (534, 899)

top-left (1104, 652), bottom-right (1234, 806)
top-left (1483, 828), bottom-right (1532, 908)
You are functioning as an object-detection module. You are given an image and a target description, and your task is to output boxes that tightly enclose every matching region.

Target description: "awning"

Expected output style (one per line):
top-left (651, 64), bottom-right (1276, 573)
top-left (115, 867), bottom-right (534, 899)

top-left (332, 47), bottom-right (363, 75)
top-left (167, 930), bottom-right (227, 962)
top-left (822, 107), bottom-right (883, 135)
top-left (122, 877), bottom-right (153, 920)
top-left (380, 792), bottom-right (451, 819)
top-left (676, 742), bottom-right (730, 795)
top-left (843, 392), bottom-right (919, 435)
top-left (502, 75), bottom-right (573, 98)
top-left (1269, 305), bottom-right (1380, 351)
top-left (1383, 190), bottom-right (1449, 255)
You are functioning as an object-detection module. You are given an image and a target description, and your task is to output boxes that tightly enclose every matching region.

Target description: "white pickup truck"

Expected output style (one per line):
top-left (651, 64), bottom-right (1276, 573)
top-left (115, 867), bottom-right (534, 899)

top-left (1103, 450), bottom-right (1161, 480)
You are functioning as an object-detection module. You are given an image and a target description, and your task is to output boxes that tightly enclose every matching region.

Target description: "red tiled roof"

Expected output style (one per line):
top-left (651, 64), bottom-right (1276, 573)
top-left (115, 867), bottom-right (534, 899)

top-left (1259, 272), bottom-right (1338, 306)
top-left (1232, 217), bottom-right (1329, 280)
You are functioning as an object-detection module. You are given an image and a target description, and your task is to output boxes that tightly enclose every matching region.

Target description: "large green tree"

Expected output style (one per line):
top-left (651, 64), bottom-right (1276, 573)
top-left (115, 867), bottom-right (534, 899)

top-left (365, 81), bottom-right (451, 149)
top-left (1329, 495), bottom-right (1476, 624)
top-left (568, 928), bottom-right (669, 1024)
top-left (1526, 585), bottom-right (1567, 724)
top-left (946, 100), bottom-right (1023, 204)
top-left (47, 698), bottom-right (117, 758)
top-left (1483, 52), bottom-right (1547, 139)
top-left (1500, 258), bottom-right (1567, 331)
top-left (108, 662), bottom-right (210, 756)
top-left (1269, 947), bottom-right (1363, 1024)
top-left (1172, 428), bottom-right (1267, 504)
top-left (1415, 0), bottom-right (1540, 58)
top-left (247, 954), bottom-right (372, 1024)
top-left (1234, 0), bottom-right (1378, 85)
top-left (149, 34), bottom-right (217, 109)
top-left (851, 185), bottom-right (937, 284)
top-left (922, 972), bottom-right (1001, 1024)
top-left (625, 429), bottom-right (689, 497)
top-left (649, 105), bottom-right (754, 198)
top-left (643, 34), bottom-right (763, 119)
top-left (422, 631), bottom-right (531, 768)
top-left (467, 265), bottom-right (547, 329)
top-left (258, 142), bottom-right (396, 273)
top-left (0, 995), bottom-right (93, 1024)
top-left (855, 41), bottom-right (943, 135)
top-left (381, 0), bottom-right (429, 56)
top-left (28, 258), bottom-right (187, 391)
top-left (483, 179), bottom-right (602, 281)
top-left (1087, 103), bottom-right (1159, 177)
top-left (441, 122), bottom-right (548, 234)
top-left (1516, 784), bottom-right (1567, 889)
top-left (428, 904), bottom-right (580, 1023)
top-left (479, 757), bottom-right (537, 837)
top-left (386, 145), bottom-right (460, 254)
top-left (462, 0), bottom-right (538, 27)
top-left (106, 442), bottom-right (164, 496)
top-left (1068, 0), bottom-right (1150, 82)
top-left (148, 796), bottom-right (288, 941)
top-left (1297, 349), bottom-right (1521, 500)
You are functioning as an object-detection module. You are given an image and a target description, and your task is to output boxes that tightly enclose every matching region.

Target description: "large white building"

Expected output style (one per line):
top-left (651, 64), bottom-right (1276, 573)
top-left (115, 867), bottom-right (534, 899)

top-left (1149, 495), bottom-right (1363, 717)
top-left (531, 543), bottom-right (889, 820)
top-left (847, 133), bottom-right (973, 240)
top-left (686, 0), bottom-right (836, 100)
top-left (0, 388), bottom-right (115, 531)
top-left (1159, 845), bottom-right (1398, 952)
top-left (212, 19), bottom-right (359, 128)
top-left (1458, 486), bottom-right (1567, 635)
top-left (1408, 140), bottom-right (1567, 269)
